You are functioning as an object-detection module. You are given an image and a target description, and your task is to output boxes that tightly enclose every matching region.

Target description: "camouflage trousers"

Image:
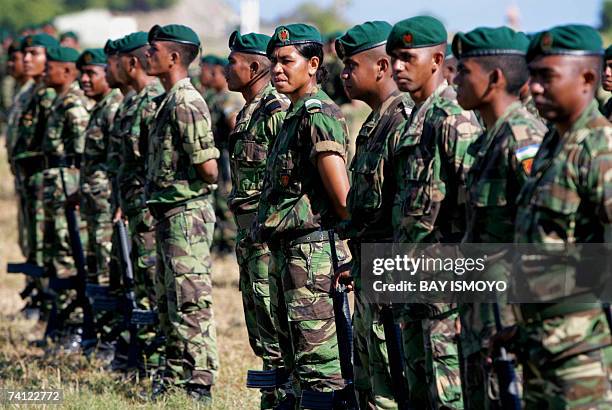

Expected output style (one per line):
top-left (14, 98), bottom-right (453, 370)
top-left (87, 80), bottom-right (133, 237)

top-left (236, 228), bottom-right (282, 370)
top-left (398, 306), bottom-right (464, 409)
top-left (515, 307), bottom-right (612, 409)
top-left (154, 198), bottom-right (219, 387)
top-left (267, 237), bottom-right (350, 394)
top-left (81, 173), bottom-right (113, 280)
top-left (15, 178), bottom-right (29, 257)
top-left (128, 207), bottom-right (157, 308)
top-left (24, 170), bottom-right (46, 266)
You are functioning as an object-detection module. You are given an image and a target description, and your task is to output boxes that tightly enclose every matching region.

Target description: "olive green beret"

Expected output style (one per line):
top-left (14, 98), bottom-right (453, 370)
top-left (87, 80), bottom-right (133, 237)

top-left (104, 39), bottom-right (119, 56)
top-left (148, 24), bottom-right (200, 47)
top-left (266, 23), bottom-right (323, 57)
top-left (46, 46), bottom-right (80, 63)
top-left (335, 21), bottom-right (392, 59)
top-left (604, 45), bottom-right (612, 61)
top-left (527, 24), bottom-right (603, 62)
top-left (229, 30), bottom-right (270, 55)
top-left (60, 31), bottom-right (78, 41)
top-left (77, 48), bottom-right (106, 69)
top-left (116, 31), bottom-right (148, 54)
top-left (8, 37), bottom-right (24, 54)
top-left (21, 33), bottom-right (59, 51)
top-left (387, 16), bottom-right (447, 54)
top-left (452, 26), bottom-right (529, 58)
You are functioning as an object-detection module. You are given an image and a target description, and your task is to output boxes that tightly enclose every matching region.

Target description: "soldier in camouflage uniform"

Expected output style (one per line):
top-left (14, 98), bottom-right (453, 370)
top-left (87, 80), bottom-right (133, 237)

top-left (77, 48), bottom-right (123, 281)
top-left (452, 27), bottom-right (547, 409)
top-left (143, 24), bottom-right (219, 402)
top-left (387, 16), bottom-right (482, 409)
top-left (41, 46), bottom-right (90, 280)
top-left (5, 36), bottom-right (34, 258)
top-left (225, 30), bottom-right (287, 409)
top-left (335, 21), bottom-right (413, 409)
top-left (601, 45), bottom-right (612, 120)
top-left (12, 34), bottom-right (58, 268)
top-left (208, 55), bottom-right (243, 253)
top-left (199, 55), bottom-right (217, 107)
top-left (507, 25), bottom-right (612, 409)
top-left (255, 23), bottom-right (353, 406)
top-left (322, 31), bottom-right (350, 107)
top-left (443, 44), bottom-right (457, 86)
top-left (113, 32), bottom-right (164, 369)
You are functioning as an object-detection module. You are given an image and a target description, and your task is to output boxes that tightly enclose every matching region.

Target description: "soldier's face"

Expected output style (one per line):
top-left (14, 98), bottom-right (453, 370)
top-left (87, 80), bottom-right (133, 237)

top-left (199, 63), bottom-right (214, 87)
top-left (211, 65), bottom-right (228, 89)
top-left (443, 58), bottom-right (457, 86)
top-left (390, 47), bottom-right (438, 93)
top-left (529, 55), bottom-right (594, 122)
top-left (8, 51), bottom-right (25, 78)
top-left (60, 37), bottom-right (78, 49)
top-left (340, 53), bottom-right (377, 101)
top-left (80, 65), bottom-right (109, 98)
top-left (145, 41), bottom-right (171, 76)
top-left (226, 52), bottom-right (251, 92)
top-left (44, 61), bottom-right (66, 87)
top-left (23, 46), bottom-right (46, 77)
top-left (269, 45), bottom-right (318, 95)
top-left (104, 55), bottom-right (122, 88)
top-left (603, 59), bottom-right (612, 92)
top-left (455, 58), bottom-right (490, 110)
top-left (116, 54), bottom-right (132, 84)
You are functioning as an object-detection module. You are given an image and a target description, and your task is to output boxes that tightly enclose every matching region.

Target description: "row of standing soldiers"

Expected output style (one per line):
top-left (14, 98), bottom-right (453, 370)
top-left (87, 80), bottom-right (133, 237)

top-left (2, 15), bottom-right (612, 410)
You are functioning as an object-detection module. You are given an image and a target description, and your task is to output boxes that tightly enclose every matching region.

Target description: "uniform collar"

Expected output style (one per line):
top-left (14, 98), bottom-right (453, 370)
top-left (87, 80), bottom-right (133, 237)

top-left (406, 80), bottom-right (450, 138)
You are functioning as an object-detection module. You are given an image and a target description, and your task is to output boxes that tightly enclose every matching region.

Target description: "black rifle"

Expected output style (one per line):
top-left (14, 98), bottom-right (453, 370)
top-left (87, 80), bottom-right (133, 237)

top-left (300, 230), bottom-right (356, 410)
top-left (492, 303), bottom-right (521, 410)
top-left (44, 168), bottom-right (96, 349)
top-left (380, 304), bottom-right (412, 409)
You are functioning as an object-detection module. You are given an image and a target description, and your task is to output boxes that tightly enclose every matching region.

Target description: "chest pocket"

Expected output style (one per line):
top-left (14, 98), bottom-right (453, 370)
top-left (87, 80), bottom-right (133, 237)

top-left (231, 130), bottom-right (269, 191)
top-left (399, 135), bottom-right (436, 216)
top-left (349, 148), bottom-right (385, 212)
top-left (470, 178), bottom-right (508, 207)
top-left (531, 158), bottom-right (580, 216)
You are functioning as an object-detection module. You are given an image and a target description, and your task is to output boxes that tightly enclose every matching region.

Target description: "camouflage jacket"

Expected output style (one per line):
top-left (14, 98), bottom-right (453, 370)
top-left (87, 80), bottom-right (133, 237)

top-left (6, 78), bottom-right (35, 159)
top-left (392, 81), bottom-right (482, 243)
top-left (516, 100), bottom-right (612, 244)
top-left (107, 89), bottom-right (135, 180)
top-left (145, 77), bottom-right (219, 208)
top-left (41, 81), bottom-right (90, 161)
top-left (256, 87), bottom-right (348, 242)
top-left (339, 90), bottom-right (413, 241)
top-left (465, 101), bottom-right (547, 243)
top-left (81, 88), bottom-right (123, 188)
top-left (228, 83), bottom-right (289, 217)
top-left (117, 81), bottom-right (164, 215)
top-left (13, 81), bottom-right (56, 161)
top-left (601, 97), bottom-right (612, 122)
top-left (209, 88), bottom-right (244, 150)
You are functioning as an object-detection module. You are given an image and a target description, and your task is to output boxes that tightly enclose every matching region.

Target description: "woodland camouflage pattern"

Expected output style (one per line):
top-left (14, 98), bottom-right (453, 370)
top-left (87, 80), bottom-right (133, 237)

top-left (338, 90), bottom-right (413, 408)
top-left (514, 100), bottom-right (612, 408)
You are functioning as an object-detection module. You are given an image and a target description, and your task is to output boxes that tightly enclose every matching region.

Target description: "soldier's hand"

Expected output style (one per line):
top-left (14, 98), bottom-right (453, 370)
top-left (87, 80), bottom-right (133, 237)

top-left (487, 324), bottom-right (519, 364)
top-left (113, 207), bottom-right (123, 223)
top-left (65, 191), bottom-right (80, 209)
top-left (334, 262), bottom-right (354, 292)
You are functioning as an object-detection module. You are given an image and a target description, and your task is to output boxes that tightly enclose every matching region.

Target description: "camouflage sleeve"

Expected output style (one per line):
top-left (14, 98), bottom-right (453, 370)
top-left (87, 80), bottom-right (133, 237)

top-left (585, 140), bottom-right (612, 231)
top-left (66, 103), bottom-right (90, 154)
top-left (307, 112), bottom-right (348, 163)
top-left (174, 98), bottom-right (220, 165)
top-left (509, 122), bottom-right (545, 184)
top-left (265, 110), bottom-right (287, 145)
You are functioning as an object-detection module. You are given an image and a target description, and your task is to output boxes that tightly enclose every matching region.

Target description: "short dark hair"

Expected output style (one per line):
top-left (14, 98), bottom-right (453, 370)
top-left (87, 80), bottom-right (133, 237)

top-left (294, 42), bottom-right (328, 84)
top-left (166, 42), bottom-right (199, 67)
top-left (475, 54), bottom-right (529, 95)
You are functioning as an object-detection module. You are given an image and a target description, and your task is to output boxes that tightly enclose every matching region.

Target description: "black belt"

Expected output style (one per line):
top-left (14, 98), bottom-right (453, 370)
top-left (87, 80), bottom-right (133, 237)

top-left (282, 230), bottom-right (340, 247)
top-left (235, 212), bottom-right (257, 230)
top-left (44, 155), bottom-right (81, 169)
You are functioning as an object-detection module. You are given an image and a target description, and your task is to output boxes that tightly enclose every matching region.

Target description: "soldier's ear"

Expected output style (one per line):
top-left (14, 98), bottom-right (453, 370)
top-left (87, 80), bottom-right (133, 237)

top-left (489, 67), bottom-right (505, 91)
top-left (250, 60), bottom-right (260, 76)
top-left (377, 57), bottom-right (390, 77)
top-left (307, 56), bottom-right (320, 76)
top-left (582, 67), bottom-right (597, 90)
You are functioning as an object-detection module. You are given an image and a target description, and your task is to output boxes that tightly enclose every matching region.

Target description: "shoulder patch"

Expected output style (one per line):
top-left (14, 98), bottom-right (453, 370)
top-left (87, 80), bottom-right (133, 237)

top-left (435, 98), bottom-right (463, 117)
top-left (305, 98), bottom-right (322, 113)
top-left (515, 143), bottom-right (540, 162)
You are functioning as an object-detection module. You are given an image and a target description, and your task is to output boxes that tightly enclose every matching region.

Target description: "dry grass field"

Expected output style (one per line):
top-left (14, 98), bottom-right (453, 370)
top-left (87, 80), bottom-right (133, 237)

top-left (0, 139), bottom-right (262, 409)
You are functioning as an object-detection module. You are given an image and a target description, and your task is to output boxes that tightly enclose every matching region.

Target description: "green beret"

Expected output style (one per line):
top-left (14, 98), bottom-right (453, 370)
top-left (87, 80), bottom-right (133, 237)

top-left (200, 54), bottom-right (218, 65)
top-left (606, 45), bottom-right (612, 61)
top-left (116, 31), bottom-right (148, 54)
top-left (21, 33), bottom-right (59, 51)
top-left (214, 56), bottom-right (228, 67)
top-left (387, 16), bottom-right (447, 54)
top-left (335, 21), bottom-right (392, 59)
top-left (77, 48), bottom-right (106, 69)
top-left (148, 24), bottom-right (200, 47)
top-left (266, 23), bottom-right (323, 57)
top-left (229, 30), bottom-right (270, 55)
top-left (46, 46), bottom-right (80, 63)
top-left (527, 24), bottom-right (603, 62)
top-left (452, 26), bottom-right (529, 59)
top-left (104, 39), bottom-right (119, 56)
top-left (60, 31), bottom-right (78, 41)
top-left (8, 37), bottom-right (24, 54)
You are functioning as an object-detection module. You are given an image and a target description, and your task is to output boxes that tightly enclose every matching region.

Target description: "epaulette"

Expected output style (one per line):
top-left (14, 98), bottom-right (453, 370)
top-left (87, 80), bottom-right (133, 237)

top-left (304, 98), bottom-right (322, 114)
top-left (263, 94), bottom-right (283, 116)
top-left (435, 97), bottom-right (463, 117)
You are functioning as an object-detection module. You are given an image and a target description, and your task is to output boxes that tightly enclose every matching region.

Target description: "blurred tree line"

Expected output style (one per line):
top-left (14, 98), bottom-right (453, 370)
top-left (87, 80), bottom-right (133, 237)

top-left (0, 0), bottom-right (176, 32)
top-left (601, 0), bottom-right (612, 42)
